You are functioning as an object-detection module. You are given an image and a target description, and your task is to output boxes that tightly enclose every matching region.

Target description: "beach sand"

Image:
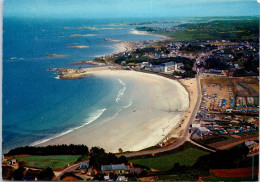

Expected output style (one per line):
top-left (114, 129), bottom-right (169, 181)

top-left (166, 78), bottom-right (198, 139)
top-left (130, 29), bottom-right (172, 41)
top-left (41, 70), bottom-right (189, 153)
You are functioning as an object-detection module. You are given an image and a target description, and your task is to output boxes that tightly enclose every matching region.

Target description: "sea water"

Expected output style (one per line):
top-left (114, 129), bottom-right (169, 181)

top-left (3, 17), bottom-right (179, 153)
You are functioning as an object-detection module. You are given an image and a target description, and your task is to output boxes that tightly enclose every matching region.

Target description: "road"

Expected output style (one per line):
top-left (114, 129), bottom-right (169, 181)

top-left (54, 163), bottom-right (81, 180)
top-left (117, 75), bottom-right (203, 158)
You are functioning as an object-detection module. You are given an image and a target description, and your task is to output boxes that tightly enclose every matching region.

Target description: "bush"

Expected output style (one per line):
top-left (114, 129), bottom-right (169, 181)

top-left (38, 167), bottom-right (54, 181)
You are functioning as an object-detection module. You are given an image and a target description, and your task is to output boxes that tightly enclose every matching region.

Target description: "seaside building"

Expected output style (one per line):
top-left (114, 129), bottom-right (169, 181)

top-left (151, 61), bottom-right (177, 73)
top-left (161, 61), bottom-right (176, 73)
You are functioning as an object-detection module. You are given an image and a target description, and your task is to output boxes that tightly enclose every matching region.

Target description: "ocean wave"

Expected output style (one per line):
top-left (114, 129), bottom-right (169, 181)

top-left (115, 79), bottom-right (126, 102)
top-left (30, 108), bottom-right (106, 146)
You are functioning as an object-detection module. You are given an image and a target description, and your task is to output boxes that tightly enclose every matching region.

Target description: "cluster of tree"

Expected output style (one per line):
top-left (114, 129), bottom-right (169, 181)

top-left (192, 146), bottom-right (249, 170)
top-left (204, 57), bottom-right (231, 70)
top-left (150, 145), bottom-right (252, 180)
top-left (151, 56), bottom-right (193, 67)
top-left (135, 47), bottom-right (156, 55)
top-left (173, 70), bottom-right (196, 78)
top-left (2, 166), bottom-right (14, 180)
top-left (11, 166), bottom-right (54, 181)
top-left (6, 144), bottom-right (89, 156)
top-left (89, 147), bottom-right (128, 170)
top-left (136, 26), bottom-right (157, 32)
top-left (233, 55), bottom-right (258, 77)
top-left (180, 44), bottom-right (217, 52)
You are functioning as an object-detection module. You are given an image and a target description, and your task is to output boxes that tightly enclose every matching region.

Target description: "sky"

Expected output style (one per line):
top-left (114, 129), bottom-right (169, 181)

top-left (2, 0), bottom-right (260, 18)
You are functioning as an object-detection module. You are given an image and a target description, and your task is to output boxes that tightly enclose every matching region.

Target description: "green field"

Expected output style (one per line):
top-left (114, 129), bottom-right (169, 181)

top-left (16, 155), bottom-right (80, 170)
top-left (130, 148), bottom-right (209, 171)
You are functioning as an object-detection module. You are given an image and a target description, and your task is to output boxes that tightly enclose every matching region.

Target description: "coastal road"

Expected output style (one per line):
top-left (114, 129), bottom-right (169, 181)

top-left (117, 75), bottom-right (203, 158)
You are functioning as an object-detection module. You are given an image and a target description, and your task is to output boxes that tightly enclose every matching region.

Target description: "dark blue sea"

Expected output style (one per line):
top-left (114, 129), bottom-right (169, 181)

top-left (3, 17), bottom-right (181, 153)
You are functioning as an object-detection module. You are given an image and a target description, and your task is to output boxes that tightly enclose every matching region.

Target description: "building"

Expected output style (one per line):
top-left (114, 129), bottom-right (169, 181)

top-left (8, 158), bottom-right (16, 165)
top-left (152, 61), bottom-right (176, 73)
top-left (140, 62), bottom-right (152, 69)
top-left (79, 161), bottom-right (89, 174)
top-left (176, 62), bottom-right (184, 69)
top-left (161, 61), bottom-right (176, 73)
top-left (101, 164), bottom-right (130, 175)
top-left (191, 123), bottom-right (201, 133)
top-left (191, 127), bottom-right (210, 139)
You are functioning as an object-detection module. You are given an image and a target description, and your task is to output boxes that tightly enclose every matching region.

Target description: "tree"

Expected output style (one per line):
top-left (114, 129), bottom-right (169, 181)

top-left (38, 167), bottom-right (54, 181)
top-left (13, 166), bottom-right (25, 180)
top-left (118, 148), bottom-right (123, 154)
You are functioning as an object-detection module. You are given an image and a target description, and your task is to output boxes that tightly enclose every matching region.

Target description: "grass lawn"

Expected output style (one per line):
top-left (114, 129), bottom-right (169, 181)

top-left (130, 147), bottom-right (209, 171)
top-left (16, 155), bottom-right (80, 170)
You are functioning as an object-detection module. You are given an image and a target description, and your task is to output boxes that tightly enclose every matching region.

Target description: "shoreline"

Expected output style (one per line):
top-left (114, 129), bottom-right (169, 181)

top-left (39, 70), bottom-right (190, 153)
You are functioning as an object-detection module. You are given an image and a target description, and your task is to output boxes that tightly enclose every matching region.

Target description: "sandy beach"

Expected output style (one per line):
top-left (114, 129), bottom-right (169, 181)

top-left (41, 70), bottom-right (189, 153)
top-left (112, 42), bottom-right (133, 54)
top-left (130, 29), bottom-right (172, 41)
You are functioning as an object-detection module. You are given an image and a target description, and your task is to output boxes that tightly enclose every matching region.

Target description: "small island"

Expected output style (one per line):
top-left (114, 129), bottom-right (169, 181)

top-left (67, 45), bottom-right (89, 49)
top-left (46, 54), bottom-right (69, 58)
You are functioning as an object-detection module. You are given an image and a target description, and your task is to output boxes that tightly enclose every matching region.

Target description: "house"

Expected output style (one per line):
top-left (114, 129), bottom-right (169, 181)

top-left (117, 176), bottom-right (127, 181)
top-left (243, 140), bottom-right (258, 149)
top-left (23, 176), bottom-right (37, 181)
top-left (79, 161), bottom-right (89, 174)
top-left (234, 64), bottom-right (239, 69)
top-left (101, 164), bottom-right (130, 175)
top-left (130, 168), bottom-right (143, 174)
top-left (151, 65), bottom-right (161, 72)
top-left (140, 62), bottom-right (152, 69)
top-left (191, 123), bottom-right (201, 133)
top-left (104, 175), bottom-right (110, 181)
top-left (191, 127), bottom-right (210, 139)
top-left (8, 158), bottom-right (16, 165)
top-left (175, 62), bottom-right (184, 70)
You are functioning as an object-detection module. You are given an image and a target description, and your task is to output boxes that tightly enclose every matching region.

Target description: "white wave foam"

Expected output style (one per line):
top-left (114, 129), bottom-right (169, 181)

top-left (123, 100), bottom-right (132, 109)
top-left (30, 108), bottom-right (106, 146)
top-left (115, 79), bottom-right (126, 102)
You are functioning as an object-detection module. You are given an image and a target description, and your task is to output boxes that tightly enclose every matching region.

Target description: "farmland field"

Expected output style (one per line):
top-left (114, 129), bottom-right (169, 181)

top-left (16, 155), bottom-right (80, 170)
top-left (130, 148), bottom-right (209, 170)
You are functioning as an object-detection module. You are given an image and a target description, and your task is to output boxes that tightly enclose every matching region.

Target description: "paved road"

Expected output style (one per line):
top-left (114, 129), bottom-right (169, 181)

top-left (54, 163), bottom-right (81, 180)
top-left (117, 75), bottom-right (203, 158)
